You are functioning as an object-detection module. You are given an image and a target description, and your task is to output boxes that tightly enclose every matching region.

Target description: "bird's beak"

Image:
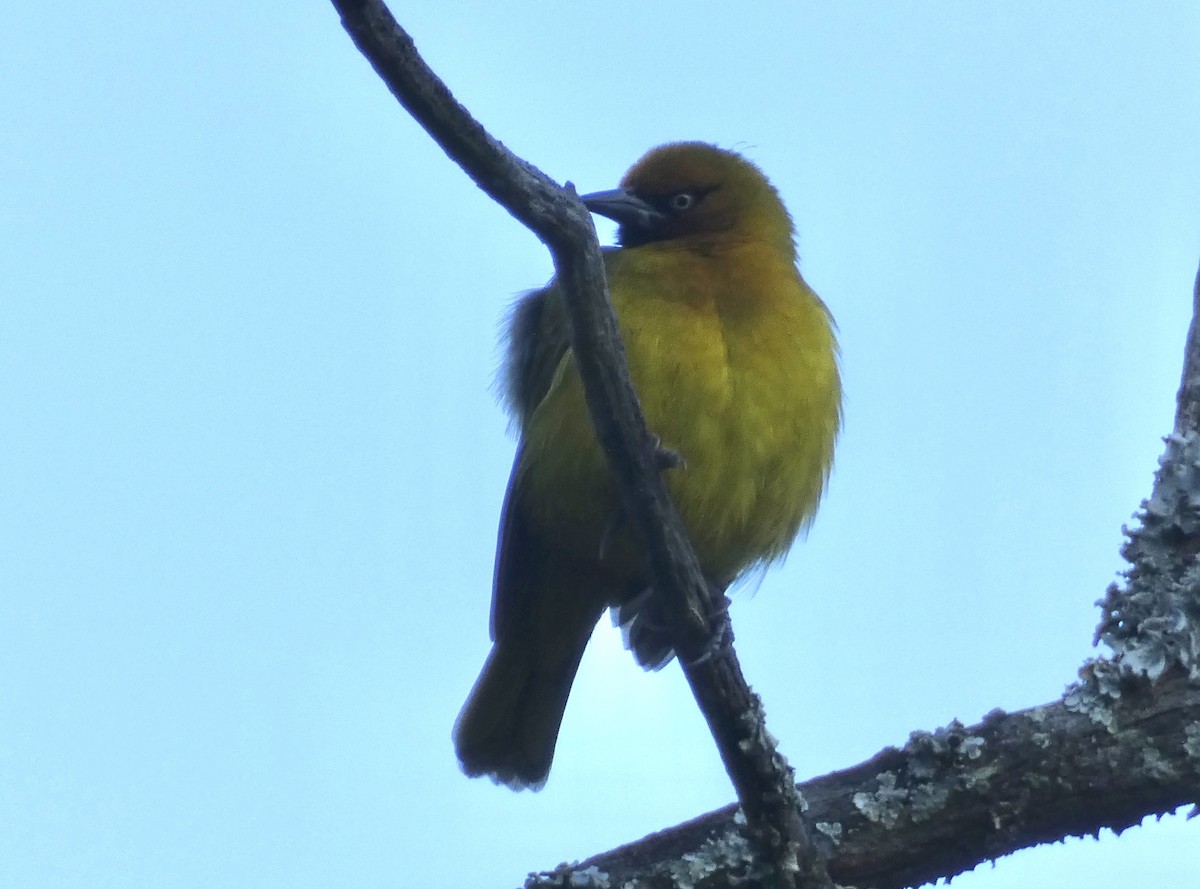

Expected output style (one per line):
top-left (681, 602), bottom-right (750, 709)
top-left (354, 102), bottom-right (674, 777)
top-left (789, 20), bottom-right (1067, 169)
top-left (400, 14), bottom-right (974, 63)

top-left (580, 188), bottom-right (665, 231)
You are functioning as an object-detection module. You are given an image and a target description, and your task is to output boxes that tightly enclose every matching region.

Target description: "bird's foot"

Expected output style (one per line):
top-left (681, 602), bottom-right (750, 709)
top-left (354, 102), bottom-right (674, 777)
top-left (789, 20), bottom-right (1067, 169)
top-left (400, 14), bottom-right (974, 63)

top-left (679, 582), bottom-right (734, 667)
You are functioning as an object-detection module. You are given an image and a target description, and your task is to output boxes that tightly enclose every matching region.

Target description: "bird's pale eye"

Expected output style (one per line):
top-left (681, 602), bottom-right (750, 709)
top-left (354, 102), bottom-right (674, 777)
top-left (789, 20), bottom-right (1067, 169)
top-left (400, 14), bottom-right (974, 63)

top-left (669, 192), bottom-right (696, 213)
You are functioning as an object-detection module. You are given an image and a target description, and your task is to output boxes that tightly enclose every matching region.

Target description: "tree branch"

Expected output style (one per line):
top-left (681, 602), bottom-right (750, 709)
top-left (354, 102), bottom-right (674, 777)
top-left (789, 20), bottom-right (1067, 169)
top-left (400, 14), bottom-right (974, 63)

top-left (543, 673), bottom-right (1200, 889)
top-left (330, 1), bottom-right (830, 884)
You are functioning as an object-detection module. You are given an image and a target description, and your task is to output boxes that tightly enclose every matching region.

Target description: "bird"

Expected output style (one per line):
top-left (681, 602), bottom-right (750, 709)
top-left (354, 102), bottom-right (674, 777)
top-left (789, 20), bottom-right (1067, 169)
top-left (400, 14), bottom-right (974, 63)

top-left (453, 142), bottom-right (841, 789)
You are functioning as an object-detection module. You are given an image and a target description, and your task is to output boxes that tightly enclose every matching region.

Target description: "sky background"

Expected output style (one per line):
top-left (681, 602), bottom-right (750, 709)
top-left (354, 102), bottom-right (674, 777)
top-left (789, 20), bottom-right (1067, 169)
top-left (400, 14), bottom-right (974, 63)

top-left (3, 2), bottom-right (1199, 887)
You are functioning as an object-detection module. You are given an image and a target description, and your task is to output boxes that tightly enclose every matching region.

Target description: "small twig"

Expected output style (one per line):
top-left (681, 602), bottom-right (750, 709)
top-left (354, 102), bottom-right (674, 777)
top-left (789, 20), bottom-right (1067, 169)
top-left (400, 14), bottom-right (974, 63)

top-left (1175, 260), bottom-right (1200, 437)
top-left (330, 0), bottom-right (831, 884)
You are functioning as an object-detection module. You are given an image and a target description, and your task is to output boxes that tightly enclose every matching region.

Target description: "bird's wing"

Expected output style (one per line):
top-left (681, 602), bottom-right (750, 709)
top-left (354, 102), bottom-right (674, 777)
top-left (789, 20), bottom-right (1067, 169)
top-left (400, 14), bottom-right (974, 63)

top-left (491, 285), bottom-right (571, 640)
top-left (489, 441), bottom-right (530, 641)
top-left (501, 287), bottom-right (570, 428)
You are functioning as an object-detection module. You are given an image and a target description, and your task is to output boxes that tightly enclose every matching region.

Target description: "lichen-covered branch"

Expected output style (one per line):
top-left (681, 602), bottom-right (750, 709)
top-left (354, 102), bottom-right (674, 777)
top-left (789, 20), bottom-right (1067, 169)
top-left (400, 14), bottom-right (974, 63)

top-left (537, 674), bottom-right (1199, 889)
top-left (330, 1), bottom-right (830, 884)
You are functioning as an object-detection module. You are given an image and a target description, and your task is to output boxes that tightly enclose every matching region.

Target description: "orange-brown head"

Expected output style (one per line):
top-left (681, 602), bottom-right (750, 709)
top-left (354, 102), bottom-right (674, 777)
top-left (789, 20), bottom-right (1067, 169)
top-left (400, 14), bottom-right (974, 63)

top-left (581, 142), bottom-right (796, 258)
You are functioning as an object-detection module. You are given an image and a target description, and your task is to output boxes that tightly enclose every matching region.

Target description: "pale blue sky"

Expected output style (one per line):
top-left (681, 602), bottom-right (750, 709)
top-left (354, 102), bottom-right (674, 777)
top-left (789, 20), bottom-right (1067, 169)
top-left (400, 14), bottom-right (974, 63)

top-left (2, 3), bottom-right (1198, 887)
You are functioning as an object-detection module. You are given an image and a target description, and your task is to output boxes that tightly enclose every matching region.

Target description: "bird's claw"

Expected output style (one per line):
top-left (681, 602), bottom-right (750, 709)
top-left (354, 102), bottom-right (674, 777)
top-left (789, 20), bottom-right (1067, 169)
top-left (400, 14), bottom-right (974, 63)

top-left (680, 584), bottom-right (734, 667)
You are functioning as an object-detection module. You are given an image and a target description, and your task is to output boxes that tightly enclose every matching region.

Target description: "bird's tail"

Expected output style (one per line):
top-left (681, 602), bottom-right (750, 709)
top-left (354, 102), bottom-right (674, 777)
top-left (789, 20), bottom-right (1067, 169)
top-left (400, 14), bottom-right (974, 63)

top-left (453, 598), bottom-right (604, 790)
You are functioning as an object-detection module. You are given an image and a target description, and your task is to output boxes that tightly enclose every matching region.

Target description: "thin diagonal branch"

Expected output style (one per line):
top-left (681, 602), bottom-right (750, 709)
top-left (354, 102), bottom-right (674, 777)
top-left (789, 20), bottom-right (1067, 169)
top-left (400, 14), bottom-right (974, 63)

top-left (330, 1), bottom-right (831, 884)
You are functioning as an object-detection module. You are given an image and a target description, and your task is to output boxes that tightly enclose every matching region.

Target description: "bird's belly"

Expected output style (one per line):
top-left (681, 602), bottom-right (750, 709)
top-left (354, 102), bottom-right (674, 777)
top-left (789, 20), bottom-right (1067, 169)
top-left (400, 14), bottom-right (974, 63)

top-left (635, 318), bottom-right (831, 582)
top-left (523, 295), bottom-right (837, 587)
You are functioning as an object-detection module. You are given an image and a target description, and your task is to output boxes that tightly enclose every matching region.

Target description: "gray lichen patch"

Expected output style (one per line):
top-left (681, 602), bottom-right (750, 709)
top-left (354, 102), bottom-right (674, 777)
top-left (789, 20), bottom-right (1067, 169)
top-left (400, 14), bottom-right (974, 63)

top-left (1063, 673), bottom-right (1119, 732)
top-left (852, 772), bottom-right (909, 828)
top-left (905, 721), bottom-right (988, 776)
top-left (814, 821), bottom-right (843, 844)
top-left (1095, 430), bottom-right (1200, 682)
top-left (1139, 745), bottom-right (1178, 781)
top-left (525, 863), bottom-right (611, 888)
top-left (665, 828), bottom-right (760, 889)
top-left (1183, 721), bottom-right (1200, 762)
top-left (852, 719), bottom-right (997, 829)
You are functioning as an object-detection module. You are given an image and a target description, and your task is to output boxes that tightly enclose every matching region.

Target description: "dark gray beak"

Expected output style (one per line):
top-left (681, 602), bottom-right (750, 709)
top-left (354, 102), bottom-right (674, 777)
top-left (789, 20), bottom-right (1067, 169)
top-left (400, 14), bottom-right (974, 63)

top-left (580, 188), bottom-right (665, 231)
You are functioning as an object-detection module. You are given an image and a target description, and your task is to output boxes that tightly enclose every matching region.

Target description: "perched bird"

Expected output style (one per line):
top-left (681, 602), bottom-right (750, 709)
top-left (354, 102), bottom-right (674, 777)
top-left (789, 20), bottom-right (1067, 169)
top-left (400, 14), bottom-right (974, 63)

top-left (453, 142), bottom-right (841, 789)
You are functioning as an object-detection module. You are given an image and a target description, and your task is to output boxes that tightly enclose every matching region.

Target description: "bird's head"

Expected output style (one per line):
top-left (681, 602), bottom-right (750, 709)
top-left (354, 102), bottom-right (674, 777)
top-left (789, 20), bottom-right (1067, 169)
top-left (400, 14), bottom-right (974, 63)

top-left (580, 142), bottom-right (796, 258)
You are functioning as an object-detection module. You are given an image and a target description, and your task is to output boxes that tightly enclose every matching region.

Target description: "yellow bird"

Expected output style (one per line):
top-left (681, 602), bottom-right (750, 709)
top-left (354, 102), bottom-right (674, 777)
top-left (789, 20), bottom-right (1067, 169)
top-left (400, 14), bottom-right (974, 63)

top-left (454, 142), bottom-right (841, 788)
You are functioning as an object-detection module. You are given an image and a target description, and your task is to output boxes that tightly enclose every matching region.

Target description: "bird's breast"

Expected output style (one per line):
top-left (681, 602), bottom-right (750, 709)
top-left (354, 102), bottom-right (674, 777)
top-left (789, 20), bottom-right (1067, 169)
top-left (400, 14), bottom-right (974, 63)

top-left (522, 244), bottom-right (840, 585)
